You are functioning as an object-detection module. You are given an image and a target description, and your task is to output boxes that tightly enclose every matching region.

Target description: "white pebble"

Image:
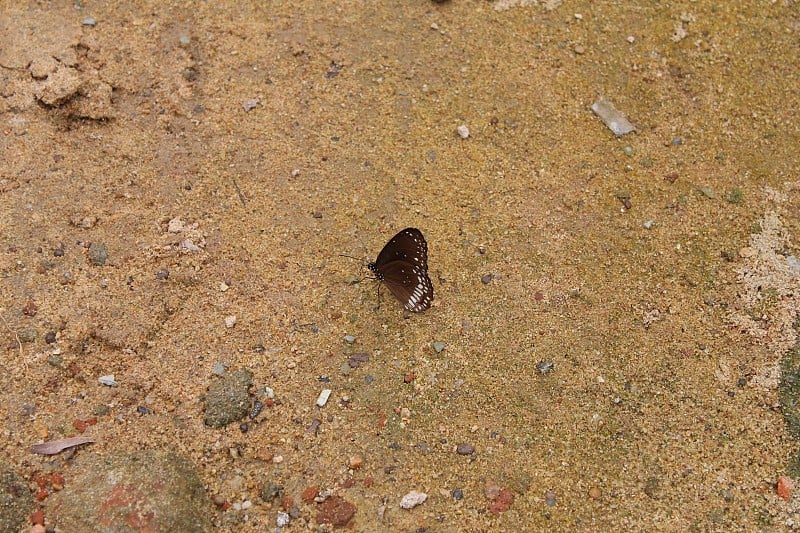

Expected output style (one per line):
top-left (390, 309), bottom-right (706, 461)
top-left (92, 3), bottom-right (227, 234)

top-left (241, 500), bottom-right (252, 509)
top-left (167, 217), bottom-right (185, 233)
top-left (277, 511), bottom-right (290, 527)
top-left (225, 315), bottom-right (237, 328)
top-left (98, 374), bottom-right (117, 387)
top-left (457, 125), bottom-right (470, 139)
top-left (643, 220), bottom-right (654, 229)
top-left (400, 490), bottom-right (427, 509)
top-left (316, 389), bottom-right (332, 407)
top-left (591, 97), bottom-right (636, 137)
top-left (178, 239), bottom-right (203, 252)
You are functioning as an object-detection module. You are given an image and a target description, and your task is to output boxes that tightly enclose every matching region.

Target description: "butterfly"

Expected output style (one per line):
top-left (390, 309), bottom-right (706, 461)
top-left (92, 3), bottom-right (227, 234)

top-left (367, 228), bottom-right (434, 313)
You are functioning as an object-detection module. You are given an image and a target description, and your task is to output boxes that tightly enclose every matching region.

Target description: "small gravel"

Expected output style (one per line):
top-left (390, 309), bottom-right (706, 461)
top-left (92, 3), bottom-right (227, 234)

top-left (456, 443), bottom-right (475, 455)
top-left (399, 490), bottom-right (427, 509)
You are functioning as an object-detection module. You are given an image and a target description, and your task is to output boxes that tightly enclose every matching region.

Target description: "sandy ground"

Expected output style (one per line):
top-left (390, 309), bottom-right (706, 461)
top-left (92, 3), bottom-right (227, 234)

top-left (2, 0), bottom-right (800, 530)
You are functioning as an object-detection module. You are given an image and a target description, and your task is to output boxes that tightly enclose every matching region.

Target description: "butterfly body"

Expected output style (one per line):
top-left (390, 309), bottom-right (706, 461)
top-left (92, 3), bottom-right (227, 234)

top-left (368, 228), bottom-right (433, 312)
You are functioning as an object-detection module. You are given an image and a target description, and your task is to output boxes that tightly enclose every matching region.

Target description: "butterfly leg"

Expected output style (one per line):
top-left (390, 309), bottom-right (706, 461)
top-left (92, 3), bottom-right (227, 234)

top-left (374, 281), bottom-right (383, 311)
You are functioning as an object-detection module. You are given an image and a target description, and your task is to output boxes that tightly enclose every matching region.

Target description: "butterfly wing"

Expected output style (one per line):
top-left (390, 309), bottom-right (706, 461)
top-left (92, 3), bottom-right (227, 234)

top-left (379, 260), bottom-right (434, 312)
top-left (375, 228), bottom-right (428, 271)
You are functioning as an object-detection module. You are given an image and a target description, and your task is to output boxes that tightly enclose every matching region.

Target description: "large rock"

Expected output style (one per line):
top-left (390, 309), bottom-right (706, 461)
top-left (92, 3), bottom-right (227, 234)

top-left (48, 450), bottom-right (213, 532)
top-left (0, 464), bottom-right (32, 532)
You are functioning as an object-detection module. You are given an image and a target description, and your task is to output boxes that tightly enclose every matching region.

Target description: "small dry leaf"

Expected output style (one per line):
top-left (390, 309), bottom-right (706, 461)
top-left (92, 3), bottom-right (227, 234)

top-left (29, 436), bottom-right (94, 455)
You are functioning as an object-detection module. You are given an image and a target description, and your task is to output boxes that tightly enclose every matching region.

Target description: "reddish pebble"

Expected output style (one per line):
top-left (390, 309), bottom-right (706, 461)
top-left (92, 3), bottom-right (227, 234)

top-left (364, 477), bottom-right (373, 488)
top-left (588, 487), bottom-right (602, 499)
top-left (341, 478), bottom-right (354, 489)
top-left (778, 476), bottom-right (795, 501)
top-left (349, 455), bottom-right (363, 469)
top-left (34, 489), bottom-right (48, 501)
top-left (404, 372), bottom-right (416, 383)
top-left (33, 474), bottom-right (49, 490)
top-left (488, 489), bottom-right (514, 515)
top-left (376, 416), bottom-right (386, 429)
top-left (50, 473), bottom-right (65, 491)
top-left (281, 495), bottom-right (294, 510)
top-left (301, 486), bottom-right (319, 504)
top-left (316, 495), bottom-right (356, 527)
top-left (73, 417), bottom-right (98, 433)
top-left (30, 509), bottom-right (45, 525)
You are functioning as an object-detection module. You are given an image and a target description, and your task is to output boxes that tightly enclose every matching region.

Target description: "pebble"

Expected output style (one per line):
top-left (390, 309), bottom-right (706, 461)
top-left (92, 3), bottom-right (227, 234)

top-left (98, 375), bottom-right (117, 387)
top-left (591, 97), bottom-right (636, 137)
top-left (45, 331), bottom-right (57, 344)
top-left (700, 186), bottom-right (715, 199)
top-left (344, 335), bottom-right (355, 344)
top-left (348, 352), bottom-right (370, 368)
top-left (242, 98), bottom-right (259, 112)
top-left (457, 125), bottom-right (470, 139)
top-left (545, 490), bottom-right (557, 506)
top-left (488, 488), bottom-right (514, 514)
top-left (536, 361), bottom-right (554, 375)
top-left (452, 488), bottom-right (464, 500)
top-left (179, 239), bottom-right (202, 252)
top-left (316, 495), bottom-right (356, 527)
top-left (316, 389), bottom-right (332, 407)
top-left (81, 17), bottom-right (96, 26)
top-left (17, 327), bottom-right (39, 343)
top-left (261, 482), bottom-right (283, 502)
top-left (456, 443), bottom-right (475, 455)
top-left (778, 476), bottom-right (794, 501)
top-left (250, 400), bottom-right (264, 419)
top-left (348, 455), bottom-right (363, 469)
top-left (433, 341), bottom-right (446, 353)
top-left (168, 218), bottom-right (185, 233)
top-left (276, 511), bottom-right (290, 527)
top-left (224, 315), bottom-right (236, 328)
top-left (88, 243), bottom-right (108, 266)
top-left (212, 361), bottom-right (226, 376)
top-left (481, 274), bottom-right (493, 285)
top-left (485, 481), bottom-right (501, 499)
top-left (643, 220), bottom-right (655, 229)
top-left (399, 490), bottom-right (427, 509)
top-left (203, 368), bottom-right (254, 427)
top-left (588, 486), bottom-right (602, 499)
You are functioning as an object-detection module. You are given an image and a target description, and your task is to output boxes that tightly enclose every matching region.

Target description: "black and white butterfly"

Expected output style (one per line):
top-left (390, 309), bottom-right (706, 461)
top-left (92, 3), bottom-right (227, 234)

top-left (368, 228), bottom-right (434, 313)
